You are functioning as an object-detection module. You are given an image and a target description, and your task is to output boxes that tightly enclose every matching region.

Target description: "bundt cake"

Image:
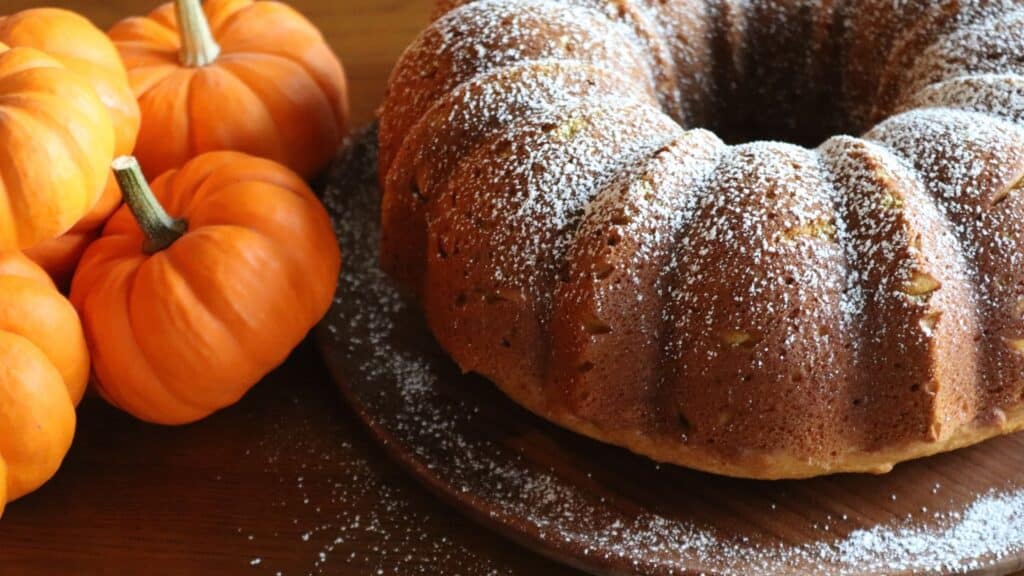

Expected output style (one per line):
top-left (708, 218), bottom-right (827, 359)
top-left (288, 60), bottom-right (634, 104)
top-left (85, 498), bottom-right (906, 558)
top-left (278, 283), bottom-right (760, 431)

top-left (378, 0), bottom-right (1024, 479)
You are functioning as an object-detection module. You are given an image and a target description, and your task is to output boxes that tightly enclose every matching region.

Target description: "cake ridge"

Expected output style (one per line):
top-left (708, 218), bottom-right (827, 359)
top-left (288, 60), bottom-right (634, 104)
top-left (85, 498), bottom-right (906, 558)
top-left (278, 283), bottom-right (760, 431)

top-left (898, 5), bottom-right (1024, 105)
top-left (419, 95), bottom-right (681, 407)
top-left (378, 0), bottom-right (658, 176)
top-left (436, 0), bottom-right (686, 119)
top-left (818, 133), bottom-right (983, 448)
top-left (871, 0), bottom-right (1021, 122)
top-left (380, 59), bottom-right (657, 290)
top-left (899, 73), bottom-right (1024, 124)
top-left (550, 129), bottom-right (727, 431)
top-left (867, 107), bottom-right (1024, 419)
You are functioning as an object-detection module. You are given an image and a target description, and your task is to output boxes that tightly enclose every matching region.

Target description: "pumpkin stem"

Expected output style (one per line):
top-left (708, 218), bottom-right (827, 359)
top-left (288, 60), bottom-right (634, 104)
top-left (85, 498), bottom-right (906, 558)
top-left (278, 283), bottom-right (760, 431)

top-left (175, 0), bottom-right (220, 67)
top-left (112, 156), bottom-right (188, 254)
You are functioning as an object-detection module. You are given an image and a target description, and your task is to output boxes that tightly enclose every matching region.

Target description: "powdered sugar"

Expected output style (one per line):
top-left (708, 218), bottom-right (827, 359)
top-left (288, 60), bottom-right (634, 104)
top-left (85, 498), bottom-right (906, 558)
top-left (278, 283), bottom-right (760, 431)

top-left (379, 0), bottom-right (1024, 468)
top-left (431, 96), bottom-right (679, 304)
top-left (319, 131), bottom-right (1024, 575)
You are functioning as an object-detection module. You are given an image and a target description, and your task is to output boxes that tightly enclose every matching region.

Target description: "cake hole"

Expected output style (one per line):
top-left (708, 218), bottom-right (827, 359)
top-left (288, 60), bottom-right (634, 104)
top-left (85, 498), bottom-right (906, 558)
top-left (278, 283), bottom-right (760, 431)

top-left (484, 288), bottom-right (522, 305)
top-left (991, 185), bottom-right (1014, 207)
top-left (783, 218), bottom-right (837, 242)
top-left (1005, 336), bottom-right (1024, 354)
top-left (677, 412), bottom-right (692, 433)
top-left (410, 181), bottom-right (425, 202)
top-left (500, 337), bottom-right (512, 348)
top-left (583, 313), bottom-right (612, 335)
top-left (610, 211), bottom-right (631, 226)
top-left (721, 329), bottom-right (758, 348)
top-left (717, 410), bottom-right (733, 426)
top-left (455, 293), bottom-right (468, 308)
top-left (578, 361), bottom-right (595, 374)
top-left (594, 261), bottom-right (615, 280)
top-left (903, 271), bottom-right (941, 297)
top-left (880, 190), bottom-right (905, 211)
top-left (919, 312), bottom-right (942, 336)
top-left (992, 407), bottom-right (1009, 427)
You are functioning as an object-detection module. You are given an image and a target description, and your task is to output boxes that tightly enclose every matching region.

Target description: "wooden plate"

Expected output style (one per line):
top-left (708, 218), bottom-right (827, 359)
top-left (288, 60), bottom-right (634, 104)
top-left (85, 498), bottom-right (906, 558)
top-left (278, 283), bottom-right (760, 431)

top-left (316, 127), bottom-right (1024, 576)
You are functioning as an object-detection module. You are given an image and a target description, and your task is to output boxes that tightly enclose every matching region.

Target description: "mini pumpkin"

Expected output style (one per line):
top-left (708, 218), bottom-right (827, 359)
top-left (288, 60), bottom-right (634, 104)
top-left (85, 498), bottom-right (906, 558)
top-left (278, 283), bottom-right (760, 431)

top-left (0, 43), bottom-right (115, 250)
top-left (0, 8), bottom-right (141, 276)
top-left (23, 229), bottom-right (99, 290)
top-left (109, 0), bottom-right (349, 180)
top-left (0, 251), bottom-right (90, 517)
top-left (71, 152), bottom-right (342, 425)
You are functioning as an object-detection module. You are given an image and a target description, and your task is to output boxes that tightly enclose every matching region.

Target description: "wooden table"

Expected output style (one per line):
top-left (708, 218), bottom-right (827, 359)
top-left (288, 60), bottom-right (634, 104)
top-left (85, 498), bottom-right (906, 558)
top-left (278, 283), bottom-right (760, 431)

top-left (5, 2), bottom-right (1023, 575)
top-left (0, 1), bottom-right (576, 574)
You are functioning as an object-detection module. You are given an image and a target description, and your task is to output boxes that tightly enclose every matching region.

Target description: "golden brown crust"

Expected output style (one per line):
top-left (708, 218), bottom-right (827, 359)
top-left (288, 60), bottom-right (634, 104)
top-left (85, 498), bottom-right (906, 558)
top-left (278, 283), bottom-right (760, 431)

top-left (492, 365), bottom-right (1024, 479)
top-left (380, 0), bottom-right (1024, 479)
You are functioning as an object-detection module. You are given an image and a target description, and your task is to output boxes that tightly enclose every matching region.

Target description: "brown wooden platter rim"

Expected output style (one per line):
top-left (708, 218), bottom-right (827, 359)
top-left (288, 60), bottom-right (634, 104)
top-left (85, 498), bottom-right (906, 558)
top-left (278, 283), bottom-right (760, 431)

top-left (315, 127), bottom-right (1024, 576)
top-left (331, 350), bottom-right (632, 576)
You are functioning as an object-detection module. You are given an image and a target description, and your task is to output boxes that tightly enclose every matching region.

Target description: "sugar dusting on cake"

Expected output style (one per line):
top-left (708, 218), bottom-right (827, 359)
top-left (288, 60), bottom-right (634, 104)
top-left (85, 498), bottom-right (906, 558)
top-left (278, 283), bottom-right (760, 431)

top-left (376, 0), bottom-right (1024, 464)
top-left (318, 130), bottom-right (1024, 575)
top-left (435, 96), bottom-right (680, 305)
top-left (362, 0), bottom-right (1024, 569)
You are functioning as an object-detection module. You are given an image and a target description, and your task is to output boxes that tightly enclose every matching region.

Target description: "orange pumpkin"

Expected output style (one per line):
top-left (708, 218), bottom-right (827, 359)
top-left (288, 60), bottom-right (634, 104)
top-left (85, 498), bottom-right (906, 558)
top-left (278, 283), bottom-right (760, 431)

top-left (22, 229), bottom-right (99, 290)
top-left (110, 0), bottom-right (349, 180)
top-left (0, 8), bottom-right (141, 276)
top-left (0, 251), bottom-right (90, 517)
top-left (71, 152), bottom-right (342, 425)
top-left (0, 43), bottom-right (115, 250)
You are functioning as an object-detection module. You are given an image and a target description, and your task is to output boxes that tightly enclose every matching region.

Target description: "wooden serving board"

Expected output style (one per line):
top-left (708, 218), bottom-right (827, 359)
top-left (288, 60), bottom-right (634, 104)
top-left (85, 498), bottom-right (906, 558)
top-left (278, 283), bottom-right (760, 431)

top-left (316, 127), bottom-right (1024, 576)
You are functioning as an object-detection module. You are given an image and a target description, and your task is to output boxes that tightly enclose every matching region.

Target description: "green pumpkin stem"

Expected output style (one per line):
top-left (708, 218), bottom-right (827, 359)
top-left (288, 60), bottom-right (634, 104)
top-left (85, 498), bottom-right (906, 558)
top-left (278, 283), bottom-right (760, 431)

top-left (112, 156), bottom-right (187, 254)
top-left (175, 0), bottom-right (221, 67)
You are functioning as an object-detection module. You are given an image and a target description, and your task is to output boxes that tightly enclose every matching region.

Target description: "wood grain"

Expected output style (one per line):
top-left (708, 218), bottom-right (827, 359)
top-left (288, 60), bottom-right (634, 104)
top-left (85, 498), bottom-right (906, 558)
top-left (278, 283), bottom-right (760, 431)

top-left (3, 1), bottom-right (1023, 575)
top-left (0, 344), bottom-right (575, 575)
top-left (4, 0), bottom-right (432, 126)
top-left (0, 1), bottom-right (573, 575)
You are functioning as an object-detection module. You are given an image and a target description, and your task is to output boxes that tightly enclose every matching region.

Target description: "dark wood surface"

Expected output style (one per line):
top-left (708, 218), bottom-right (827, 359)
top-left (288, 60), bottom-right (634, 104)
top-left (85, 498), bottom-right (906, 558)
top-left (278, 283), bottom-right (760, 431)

top-left (0, 343), bottom-right (575, 575)
top-left (5, 0), bottom-right (434, 127)
top-left (0, 1), bottom-right (575, 574)
top-left (3, 2), bottom-right (1024, 575)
